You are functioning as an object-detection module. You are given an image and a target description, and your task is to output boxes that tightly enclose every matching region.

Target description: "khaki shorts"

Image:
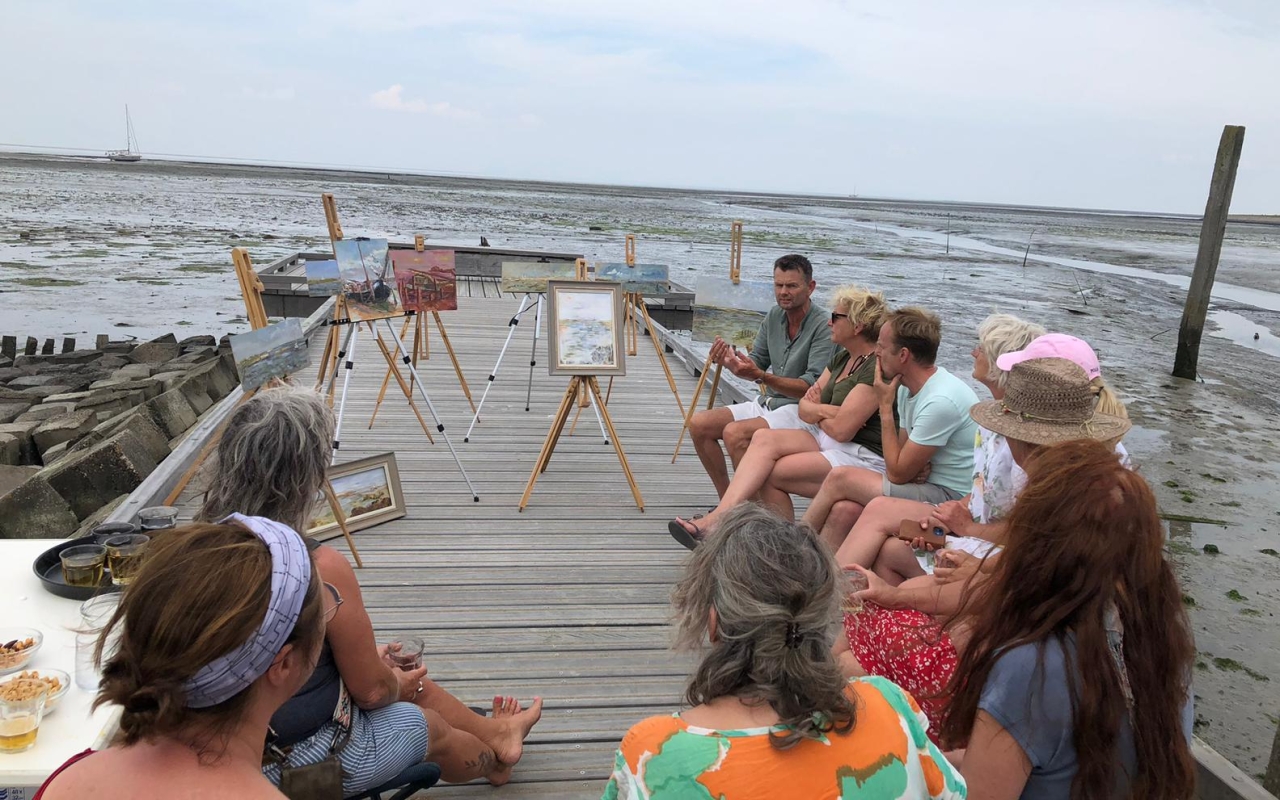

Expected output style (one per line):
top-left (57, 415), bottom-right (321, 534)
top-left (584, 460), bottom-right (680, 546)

top-left (882, 477), bottom-right (965, 504)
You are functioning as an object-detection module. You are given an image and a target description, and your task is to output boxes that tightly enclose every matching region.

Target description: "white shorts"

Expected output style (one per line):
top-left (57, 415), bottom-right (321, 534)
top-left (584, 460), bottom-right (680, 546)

top-left (727, 401), bottom-right (808, 431)
top-left (814, 433), bottom-right (887, 472)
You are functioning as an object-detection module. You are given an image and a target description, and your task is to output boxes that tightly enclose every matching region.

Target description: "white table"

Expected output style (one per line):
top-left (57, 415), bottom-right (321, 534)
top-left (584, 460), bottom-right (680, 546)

top-left (1, 539), bottom-right (120, 796)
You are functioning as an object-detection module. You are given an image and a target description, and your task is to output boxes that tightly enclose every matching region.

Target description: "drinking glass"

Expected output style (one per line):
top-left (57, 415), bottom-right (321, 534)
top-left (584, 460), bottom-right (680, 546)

top-left (0, 680), bottom-right (49, 754)
top-left (60, 545), bottom-right (107, 588)
top-left (76, 594), bottom-right (123, 691)
top-left (136, 506), bottom-right (178, 531)
top-left (388, 637), bottom-right (425, 671)
top-left (103, 533), bottom-right (150, 586)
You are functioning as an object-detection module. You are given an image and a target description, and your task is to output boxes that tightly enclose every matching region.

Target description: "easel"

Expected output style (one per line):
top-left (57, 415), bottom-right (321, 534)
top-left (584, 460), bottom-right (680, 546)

top-left (672, 220), bottom-right (741, 462)
top-left (519, 375), bottom-right (644, 512)
top-left (564, 259), bottom-right (611, 443)
top-left (602, 235), bottom-right (684, 416)
top-left (367, 235), bottom-right (476, 430)
top-left (163, 245), bottom-right (366, 567)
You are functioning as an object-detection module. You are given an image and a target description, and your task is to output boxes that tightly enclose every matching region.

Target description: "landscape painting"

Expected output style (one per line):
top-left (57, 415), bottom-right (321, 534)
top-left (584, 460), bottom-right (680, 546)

top-left (306, 452), bottom-right (406, 538)
top-left (334, 238), bottom-right (402, 321)
top-left (391, 249), bottom-right (458, 312)
top-left (228, 318), bottom-right (309, 391)
top-left (692, 276), bottom-right (774, 348)
top-left (546, 279), bottom-right (626, 376)
top-left (595, 262), bottom-right (670, 295)
top-left (305, 259), bottom-right (341, 297)
top-left (501, 261), bottom-right (577, 294)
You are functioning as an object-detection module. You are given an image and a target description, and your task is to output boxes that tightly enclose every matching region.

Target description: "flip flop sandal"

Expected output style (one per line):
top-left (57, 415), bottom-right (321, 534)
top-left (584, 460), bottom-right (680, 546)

top-left (668, 518), bottom-right (704, 551)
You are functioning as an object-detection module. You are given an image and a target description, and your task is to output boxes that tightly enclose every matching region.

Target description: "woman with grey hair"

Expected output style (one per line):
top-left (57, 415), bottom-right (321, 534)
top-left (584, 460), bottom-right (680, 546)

top-left (198, 385), bottom-right (542, 794)
top-left (604, 504), bottom-right (964, 799)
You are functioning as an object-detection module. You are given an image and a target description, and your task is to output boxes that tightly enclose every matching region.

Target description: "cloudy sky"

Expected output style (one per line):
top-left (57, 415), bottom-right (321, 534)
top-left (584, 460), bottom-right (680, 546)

top-left (3, 0), bottom-right (1278, 212)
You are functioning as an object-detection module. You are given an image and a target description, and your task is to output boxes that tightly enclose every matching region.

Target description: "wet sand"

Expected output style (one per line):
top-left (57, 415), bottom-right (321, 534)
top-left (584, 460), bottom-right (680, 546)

top-left (3, 153), bottom-right (1280, 776)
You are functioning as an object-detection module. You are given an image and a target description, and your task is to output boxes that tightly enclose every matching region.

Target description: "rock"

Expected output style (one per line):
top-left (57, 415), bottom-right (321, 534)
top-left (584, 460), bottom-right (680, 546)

top-left (47, 350), bottom-right (101, 366)
top-left (72, 494), bottom-right (131, 539)
top-left (0, 336), bottom-right (15, 360)
top-left (0, 473), bottom-right (79, 538)
top-left (143, 389), bottom-right (198, 438)
top-left (177, 380), bottom-right (213, 415)
top-left (61, 338), bottom-right (76, 353)
top-left (114, 363), bottom-right (157, 380)
top-left (39, 429), bottom-right (160, 520)
top-left (40, 440), bottom-right (71, 465)
top-left (90, 408), bottom-right (170, 463)
top-left (32, 409), bottom-right (96, 458)
top-left (7, 375), bottom-right (59, 389)
top-left (75, 390), bottom-right (145, 421)
top-left (0, 465), bottom-right (39, 495)
top-left (0, 421), bottom-right (41, 464)
top-left (18, 385), bottom-right (74, 401)
top-left (128, 340), bottom-right (180, 365)
top-left (150, 371), bottom-right (188, 392)
top-left (179, 335), bottom-right (217, 350)
top-left (0, 356), bottom-right (10, 369)
top-left (15, 402), bottom-right (78, 424)
top-left (0, 367), bottom-right (27, 382)
top-left (166, 349), bottom-right (219, 368)
top-left (0, 401), bottom-right (34, 425)
top-left (42, 390), bottom-right (101, 405)
top-left (41, 339), bottom-right (54, 355)
top-left (24, 337), bottom-right (37, 356)
top-left (0, 433), bottom-right (18, 465)
top-left (98, 355), bottom-right (129, 369)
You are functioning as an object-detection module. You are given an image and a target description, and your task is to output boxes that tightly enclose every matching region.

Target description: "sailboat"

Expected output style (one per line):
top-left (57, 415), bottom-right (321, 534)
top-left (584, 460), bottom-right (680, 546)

top-left (106, 105), bottom-right (142, 163)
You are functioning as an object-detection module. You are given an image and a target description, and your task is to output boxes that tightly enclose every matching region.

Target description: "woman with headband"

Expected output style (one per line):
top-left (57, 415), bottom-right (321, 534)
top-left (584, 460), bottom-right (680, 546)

top-left (37, 515), bottom-right (329, 799)
top-left (198, 386), bottom-right (541, 793)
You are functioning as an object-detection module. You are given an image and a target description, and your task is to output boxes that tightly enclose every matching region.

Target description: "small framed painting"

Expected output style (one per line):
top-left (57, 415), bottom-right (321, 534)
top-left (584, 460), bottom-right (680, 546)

top-left (306, 452), bottom-right (406, 539)
top-left (546, 279), bottom-right (626, 377)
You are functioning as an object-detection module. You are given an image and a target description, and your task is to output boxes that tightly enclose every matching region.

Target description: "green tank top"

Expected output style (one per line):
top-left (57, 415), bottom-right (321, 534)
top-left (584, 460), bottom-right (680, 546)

top-left (820, 349), bottom-right (892, 456)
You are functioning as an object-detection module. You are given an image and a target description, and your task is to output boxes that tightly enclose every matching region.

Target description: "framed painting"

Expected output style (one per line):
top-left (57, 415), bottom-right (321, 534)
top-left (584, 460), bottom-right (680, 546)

top-left (306, 452), bottom-right (406, 539)
top-left (594, 262), bottom-right (670, 295)
top-left (546, 279), bottom-right (626, 376)
top-left (691, 276), bottom-right (774, 348)
top-left (501, 261), bottom-right (577, 294)
top-left (228, 318), bottom-right (309, 391)
top-left (304, 259), bottom-right (341, 297)
top-left (334, 238), bottom-right (402, 321)
top-left (391, 249), bottom-right (458, 312)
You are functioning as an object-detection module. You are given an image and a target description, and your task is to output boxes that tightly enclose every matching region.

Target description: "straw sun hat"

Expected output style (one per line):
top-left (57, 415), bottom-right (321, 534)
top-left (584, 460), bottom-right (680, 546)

top-left (969, 357), bottom-right (1131, 445)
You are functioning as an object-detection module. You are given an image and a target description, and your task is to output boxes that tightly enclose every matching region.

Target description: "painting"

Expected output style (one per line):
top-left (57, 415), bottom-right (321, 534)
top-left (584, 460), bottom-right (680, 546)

top-left (546, 279), bottom-right (626, 376)
top-left (691, 276), bottom-right (775, 348)
top-left (305, 259), bottom-right (341, 297)
top-left (501, 261), bottom-right (577, 294)
top-left (595, 263), bottom-right (670, 296)
top-left (228, 318), bottom-right (309, 391)
top-left (391, 249), bottom-right (458, 312)
top-left (306, 452), bottom-right (406, 539)
top-left (334, 238), bottom-right (402, 321)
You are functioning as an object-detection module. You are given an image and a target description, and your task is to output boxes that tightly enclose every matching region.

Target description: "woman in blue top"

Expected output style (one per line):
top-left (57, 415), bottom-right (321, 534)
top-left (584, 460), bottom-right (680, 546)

top-left (942, 370), bottom-right (1195, 800)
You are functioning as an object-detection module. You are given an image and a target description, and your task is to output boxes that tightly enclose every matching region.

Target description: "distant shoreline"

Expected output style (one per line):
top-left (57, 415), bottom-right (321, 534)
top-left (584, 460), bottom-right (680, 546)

top-left (4, 148), bottom-right (1272, 224)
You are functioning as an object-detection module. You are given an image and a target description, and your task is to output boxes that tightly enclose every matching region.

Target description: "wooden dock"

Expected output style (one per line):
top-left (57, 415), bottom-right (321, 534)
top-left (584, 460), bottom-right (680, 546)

top-left (172, 293), bottom-right (718, 797)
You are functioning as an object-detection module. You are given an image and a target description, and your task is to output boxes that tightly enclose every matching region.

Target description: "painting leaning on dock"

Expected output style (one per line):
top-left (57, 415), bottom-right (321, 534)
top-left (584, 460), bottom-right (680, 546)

top-left (228, 318), bottom-right (309, 391)
top-left (334, 238), bottom-right (402, 321)
top-left (595, 262), bottom-right (670, 296)
top-left (546, 279), bottom-right (626, 376)
top-left (692, 276), bottom-right (775, 348)
top-left (501, 260), bottom-right (577, 294)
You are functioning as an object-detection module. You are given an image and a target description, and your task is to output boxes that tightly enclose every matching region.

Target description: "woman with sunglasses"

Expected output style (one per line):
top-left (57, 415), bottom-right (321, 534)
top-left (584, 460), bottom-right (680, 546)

top-left (198, 386), bottom-right (542, 794)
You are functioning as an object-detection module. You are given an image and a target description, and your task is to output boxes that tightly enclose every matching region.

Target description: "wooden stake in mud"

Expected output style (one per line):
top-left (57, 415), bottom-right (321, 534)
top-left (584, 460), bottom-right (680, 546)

top-left (1174, 125), bottom-right (1246, 380)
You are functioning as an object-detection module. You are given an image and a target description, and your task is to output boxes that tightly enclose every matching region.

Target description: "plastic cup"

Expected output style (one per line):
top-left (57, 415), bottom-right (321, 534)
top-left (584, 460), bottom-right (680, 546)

top-left (103, 533), bottom-right (149, 586)
top-left (137, 506), bottom-right (179, 531)
top-left (0, 679), bottom-right (49, 753)
top-left (388, 637), bottom-right (425, 671)
top-left (60, 545), bottom-right (106, 588)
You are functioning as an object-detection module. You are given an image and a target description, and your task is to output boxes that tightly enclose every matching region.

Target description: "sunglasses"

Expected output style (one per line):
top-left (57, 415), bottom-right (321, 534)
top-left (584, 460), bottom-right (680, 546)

top-left (830, 312), bottom-right (849, 324)
top-left (322, 582), bottom-right (344, 624)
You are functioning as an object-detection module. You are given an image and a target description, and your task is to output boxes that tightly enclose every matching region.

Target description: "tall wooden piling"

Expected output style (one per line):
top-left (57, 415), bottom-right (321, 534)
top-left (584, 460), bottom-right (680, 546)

top-left (1173, 125), bottom-right (1246, 380)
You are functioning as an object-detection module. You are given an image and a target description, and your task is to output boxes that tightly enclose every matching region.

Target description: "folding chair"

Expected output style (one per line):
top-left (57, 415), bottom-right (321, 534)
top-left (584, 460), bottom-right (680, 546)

top-left (347, 762), bottom-right (442, 800)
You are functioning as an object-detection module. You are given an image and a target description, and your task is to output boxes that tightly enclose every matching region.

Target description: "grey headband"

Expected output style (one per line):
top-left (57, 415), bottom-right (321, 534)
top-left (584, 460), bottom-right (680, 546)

top-left (183, 513), bottom-right (312, 709)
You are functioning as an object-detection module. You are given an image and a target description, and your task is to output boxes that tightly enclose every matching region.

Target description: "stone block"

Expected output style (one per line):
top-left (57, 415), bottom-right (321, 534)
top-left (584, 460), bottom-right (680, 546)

top-left (42, 390), bottom-right (101, 405)
top-left (0, 473), bottom-right (79, 538)
top-left (19, 385), bottom-right (74, 401)
top-left (128, 341), bottom-right (180, 365)
top-left (7, 374), bottom-right (59, 389)
top-left (0, 422), bottom-right (41, 465)
top-left (96, 334), bottom-right (110, 350)
top-left (61, 338), bottom-right (76, 353)
top-left (40, 440), bottom-right (71, 465)
top-left (1, 336), bottom-right (15, 360)
top-left (0, 367), bottom-right (27, 382)
top-left (24, 337), bottom-right (38, 356)
top-left (0, 401), bottom-right (34, 425)
top-left (0, 465), bottom-right (39, 495)
top-left (41, 338), bottom-right (54, 355)
top-left (180, 383), bottom-right (213, 415)
top-left (38, 429), bottom-right (160, 520)
top-left (32, 409), bottom-right (96, 458)
top-left (72, 494), bottom-right (131, 539)
top-left (150, 371), bottom-right (189, 392)
top-left (15, 402), bottom-right (79, 424)
top-left (180, 335), bottom-right (217, 350)
top-left (0, 356), bottom-right (10, 369)
top-left (143, 388), bottom-right (198, 438)
top-left (75, 391), bottom-right (143, 421)
top-left (48, 349), bottom-right (100, 365)
top-left (98, 355), bottom-right (129, 369)
top-left (0, 433), bottom-right (18, 465)
top-left (167, 349), bottom-right (219, 367)
top-left (115, 363), bottom-right (157, 379)
top-left (91, 408), bottom-right (170, 464)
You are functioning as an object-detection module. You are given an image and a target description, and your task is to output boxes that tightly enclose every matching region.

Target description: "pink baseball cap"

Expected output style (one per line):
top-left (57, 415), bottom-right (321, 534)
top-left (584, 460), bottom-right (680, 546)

top-left (995, 334), bottom-right (1101, 381)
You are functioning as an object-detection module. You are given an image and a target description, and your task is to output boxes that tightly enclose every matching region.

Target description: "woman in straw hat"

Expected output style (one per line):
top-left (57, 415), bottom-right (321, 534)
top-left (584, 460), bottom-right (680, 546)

top-left (833, 357), bottom-right (1132, 741)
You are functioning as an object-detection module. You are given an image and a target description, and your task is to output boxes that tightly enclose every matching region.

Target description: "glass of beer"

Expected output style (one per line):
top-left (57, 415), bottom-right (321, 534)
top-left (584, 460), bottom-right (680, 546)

top-left (60, 545), bottom-right (107, 588)
top-left (0, 679), bottom-right (49, 753)
top-left (103, 534), bottom-right (150, 586)
top-left (136, 506), bottom-right (179, 531)
top-left (388, 637), bottom-right (425, 671)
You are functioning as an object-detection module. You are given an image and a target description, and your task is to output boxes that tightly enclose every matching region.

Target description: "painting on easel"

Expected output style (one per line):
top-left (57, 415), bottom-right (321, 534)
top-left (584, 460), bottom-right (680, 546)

top-left (305, 259), bottom-right (342, 297)
top-left (229, 318), bottom-right (310, 391)
top-left (334, 238), bottom-right (401, 321)
top-left (501, 261), bottom-right (577, 294)
top-left (595, 263), bottom-right (670, 295)
top-left (546, 280), bottom-right (626, 376)
top-left (391, 250), bottom-right (458, 312)
top-left (692, 276), bottom-right (774, 348)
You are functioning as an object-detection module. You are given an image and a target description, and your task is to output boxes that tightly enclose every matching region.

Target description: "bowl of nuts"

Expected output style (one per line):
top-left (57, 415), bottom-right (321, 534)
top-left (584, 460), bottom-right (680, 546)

top-left (0, 669), bottom-right (69, 713)
top-left (0, 629), bottom-right (43, 675)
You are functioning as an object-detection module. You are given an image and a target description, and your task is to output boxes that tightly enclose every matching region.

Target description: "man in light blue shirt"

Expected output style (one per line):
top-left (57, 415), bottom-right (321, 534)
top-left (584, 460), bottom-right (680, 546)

top-left (800, 307), bottom-right (978, 544)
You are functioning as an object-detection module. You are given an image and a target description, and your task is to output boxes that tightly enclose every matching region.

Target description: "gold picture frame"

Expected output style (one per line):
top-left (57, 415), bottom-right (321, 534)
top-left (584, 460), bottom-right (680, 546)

top-left (306, 452), bottom-right (406, 539)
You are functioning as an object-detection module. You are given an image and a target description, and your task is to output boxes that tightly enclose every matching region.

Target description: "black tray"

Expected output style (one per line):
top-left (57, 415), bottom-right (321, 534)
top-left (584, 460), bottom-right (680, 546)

top-left (33, 539), bottom-right (123, 601)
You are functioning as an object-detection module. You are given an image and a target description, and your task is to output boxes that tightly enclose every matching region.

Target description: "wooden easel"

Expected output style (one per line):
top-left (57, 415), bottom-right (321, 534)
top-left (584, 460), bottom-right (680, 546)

top-left (605, 234), bottom-right (684, 415)
top-left (672, 220), bottom-right (741, 461)
top-left (368, 235), bottom-right (476, 430)
top-left (519, 375), bottom-right (643, 512)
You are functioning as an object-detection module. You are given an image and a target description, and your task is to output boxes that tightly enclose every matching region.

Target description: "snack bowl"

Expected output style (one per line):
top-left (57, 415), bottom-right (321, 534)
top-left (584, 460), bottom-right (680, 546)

top-left (0, 628), bottom-right (43, 674)
top-left (0, 669), bottom-right (70, 713)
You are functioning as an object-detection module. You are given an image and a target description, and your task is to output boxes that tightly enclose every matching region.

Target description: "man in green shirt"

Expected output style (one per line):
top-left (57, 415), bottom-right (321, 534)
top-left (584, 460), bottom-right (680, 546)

top-left (688, 254), bottom-right (834, 499)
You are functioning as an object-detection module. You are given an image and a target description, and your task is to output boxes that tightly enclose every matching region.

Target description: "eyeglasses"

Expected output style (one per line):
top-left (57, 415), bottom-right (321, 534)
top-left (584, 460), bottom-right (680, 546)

top-left (322, 582), bottom-right (344, 624)
top-left (830, 312), bottom-right (849, 324)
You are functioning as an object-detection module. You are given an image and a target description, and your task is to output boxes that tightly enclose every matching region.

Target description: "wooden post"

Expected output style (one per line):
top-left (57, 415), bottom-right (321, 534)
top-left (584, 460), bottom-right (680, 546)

top-left (625, 234), bottom-right (636, 266)
top-left (1173, 125), bottom-right (1245, 380)
top-left (729, 220), bottom-right (743, 284)
top-left (1265, 719), bottom-right (1280, 795)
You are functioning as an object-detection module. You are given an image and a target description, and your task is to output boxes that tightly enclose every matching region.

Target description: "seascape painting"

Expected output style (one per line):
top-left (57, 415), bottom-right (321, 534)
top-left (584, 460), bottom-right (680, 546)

top-left (391, 249), bottom-right (458, 312)
top-left (334, 238), bottom-right (402, 321)
top-left (501, 261), bottom-right (577, 294)
top-left (306, 452), bottom-right (405, 537)
top-left (547, 280), bottom-right (626, 376)
top-left (692, 276), bottom-right (774, 348)
top-left (595, 262), bottom-right (670, 295)
top-left (305, 259), bottom-right (341, 297)
top-left (228, 318), bottom-right (309, 391)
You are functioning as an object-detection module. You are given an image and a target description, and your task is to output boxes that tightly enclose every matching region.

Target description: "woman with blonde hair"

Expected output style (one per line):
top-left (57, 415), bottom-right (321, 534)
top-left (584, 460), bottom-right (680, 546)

top-left (669, 286), bottom-right (893, 548)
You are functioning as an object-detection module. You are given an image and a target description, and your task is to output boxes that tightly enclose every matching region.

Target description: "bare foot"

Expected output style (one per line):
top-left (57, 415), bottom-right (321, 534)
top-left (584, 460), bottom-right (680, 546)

top-left (489, 694), bottom-right (543, 769)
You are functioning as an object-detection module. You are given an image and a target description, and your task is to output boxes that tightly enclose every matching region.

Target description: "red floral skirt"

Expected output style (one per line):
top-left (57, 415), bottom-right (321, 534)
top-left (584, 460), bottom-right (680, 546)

top-left (843, 602), bottom-right (957, 742)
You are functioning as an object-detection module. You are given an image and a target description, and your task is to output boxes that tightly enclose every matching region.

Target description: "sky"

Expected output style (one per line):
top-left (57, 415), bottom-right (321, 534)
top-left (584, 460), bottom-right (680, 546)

top-left (2, 0), bottom-right (1278, 213)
